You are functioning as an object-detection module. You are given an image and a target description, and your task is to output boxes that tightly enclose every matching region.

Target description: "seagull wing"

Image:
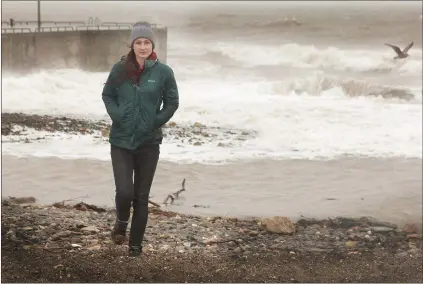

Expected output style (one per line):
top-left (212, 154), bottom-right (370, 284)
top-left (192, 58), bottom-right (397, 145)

top-left (402, 41), bottom-right (414, 53)
top-left (385, 43), bottom-right (402, 56)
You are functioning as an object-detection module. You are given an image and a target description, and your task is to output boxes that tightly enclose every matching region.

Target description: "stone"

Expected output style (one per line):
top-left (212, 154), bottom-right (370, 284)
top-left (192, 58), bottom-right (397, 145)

top-left (334, 217), bottom-right (362, 228)
top-left (358, 217), bottom-right (397, 229)
top-left (160, 244), bottom-right (171, 251)
top-left (101, 128), bottom-right (110, 137)
top-left (407, 248), bottom-right (421, 255)
top-left (270, 244), bottom-right (281, 250)
top-left (8, 196), bottom-right (36, 204)
top-left (193, 122), bottom-right (204, 128)
top-left (407, 234), bottom-right (420, 240)
top-left (6, 217), bottom-right (19, 222)
top-left (261, 216), bottom-right (296, 234)
top-left (46, 242), bottom-right (61, 249)
top-left (234, 247), bottom-right (242, 253)
top-left (242, 244), bottom-right (251, 250)
top-left (51, 230), bottom-right (72, 241)
top-left (81, 226), bottom-right (99, 233)
top-left (403, 224), bottom-right (420, 234)
top-left (348, 234), bottom-right (359, 241)
top-left (70, 237), bottom-right (83, 243)
top-left (77, 204), bottom-right (88, 211)
top-left (167, 121), bottom-right (177, 127)
top-left (308, 224), bottom-right (322, 230)
top-left (240, 228), bottom-right (249, 234)
top-left (345, 241), bottom-right (357, 248)
top-left (396, 251), bottom-right (408, 258)
top-left (304, 248), bottom-right (330, 253)
top-left (87, 245), bottom-right (101, 251)
top-left (369, 226), bottom-right (394, 233)
top-left (203, 236), bottom-right (221, 245)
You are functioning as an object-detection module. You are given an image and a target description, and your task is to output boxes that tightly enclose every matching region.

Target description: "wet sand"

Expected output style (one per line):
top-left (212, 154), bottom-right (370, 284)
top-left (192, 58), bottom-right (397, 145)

top-left (2, 155), bottom-right (421, 227)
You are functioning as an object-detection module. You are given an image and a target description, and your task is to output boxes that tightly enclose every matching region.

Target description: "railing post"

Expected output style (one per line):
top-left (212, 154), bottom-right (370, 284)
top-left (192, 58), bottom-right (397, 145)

top-left (37, 0), bottom-right (41, 29)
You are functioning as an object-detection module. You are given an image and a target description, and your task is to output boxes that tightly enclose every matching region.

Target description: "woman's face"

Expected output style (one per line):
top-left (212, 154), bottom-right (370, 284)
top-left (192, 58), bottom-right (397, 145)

top-left (133, 37), bottom-right (153, 60)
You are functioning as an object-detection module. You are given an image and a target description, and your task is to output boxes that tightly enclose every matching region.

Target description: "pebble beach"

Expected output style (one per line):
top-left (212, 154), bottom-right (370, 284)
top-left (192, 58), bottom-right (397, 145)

top-left (1, 197), bottom-right (422, 282)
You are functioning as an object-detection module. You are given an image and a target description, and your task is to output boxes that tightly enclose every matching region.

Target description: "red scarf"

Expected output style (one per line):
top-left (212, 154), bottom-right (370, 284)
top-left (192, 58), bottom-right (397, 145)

top-left (104, 51), bottom-right (158, 86)
top-left (135, 51), bottom-right (157, 81)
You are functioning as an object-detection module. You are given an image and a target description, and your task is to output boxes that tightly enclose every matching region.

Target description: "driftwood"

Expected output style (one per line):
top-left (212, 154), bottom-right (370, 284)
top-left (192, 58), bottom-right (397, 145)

top-left (74, 202), bottom-right (106, 213)
top-left (163, 178), bottom-right (186, 205)
top-left (51, 196), bottom-right (106, 213)
top-left (203, 238), bottom-right (249, 246)
top-left (148, 199), bottom-right (161, 208)
top-left (52, 195), bottom-right (89, 208)
top-left (48, 179), bottom-right (187, 211)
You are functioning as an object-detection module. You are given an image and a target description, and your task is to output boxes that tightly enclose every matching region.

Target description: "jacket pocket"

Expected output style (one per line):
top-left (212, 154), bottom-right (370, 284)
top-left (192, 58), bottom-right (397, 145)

top-left (112, 107), bottom-right (125, 124)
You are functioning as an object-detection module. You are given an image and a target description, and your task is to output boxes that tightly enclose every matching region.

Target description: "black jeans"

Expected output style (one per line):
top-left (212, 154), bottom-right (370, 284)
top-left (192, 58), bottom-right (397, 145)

top-left (110, 144), bottom-right (160, 247)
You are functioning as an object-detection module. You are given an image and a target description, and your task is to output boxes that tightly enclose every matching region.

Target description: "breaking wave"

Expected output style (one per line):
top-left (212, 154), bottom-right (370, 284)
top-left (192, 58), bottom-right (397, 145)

top-left (273, 73), bottom-right (420, 101)
top-left (201, 42), bottom-right (423, 74)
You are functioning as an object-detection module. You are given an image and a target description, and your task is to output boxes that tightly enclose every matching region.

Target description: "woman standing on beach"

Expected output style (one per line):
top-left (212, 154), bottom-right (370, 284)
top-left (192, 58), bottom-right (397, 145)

top-left (101, 22), bottom-right (179, 256)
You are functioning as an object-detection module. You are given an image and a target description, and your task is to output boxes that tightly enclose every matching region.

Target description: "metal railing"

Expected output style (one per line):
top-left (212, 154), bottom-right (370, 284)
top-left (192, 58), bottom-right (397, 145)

top-left (1, 20), bottom-right (86, 26)
top-left (35, 26), bottom-right (75, 32)
top-left (2, 28), bottom-right (32, 33)
top-left (101, 22), bottom-right (159, 28)
top-left (101, 22), bottom-right (133, 26)
top-left (1, 17), bottom-right (163, 34)
top-left (75, 25), bottom-right (132, 31)
top-left (43, 21), bottom-right (85, 26)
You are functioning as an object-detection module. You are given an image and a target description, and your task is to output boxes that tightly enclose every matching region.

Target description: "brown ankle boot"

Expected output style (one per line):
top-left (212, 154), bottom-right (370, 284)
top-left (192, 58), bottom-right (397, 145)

top-left (111, 220), bottom-right (127, 245)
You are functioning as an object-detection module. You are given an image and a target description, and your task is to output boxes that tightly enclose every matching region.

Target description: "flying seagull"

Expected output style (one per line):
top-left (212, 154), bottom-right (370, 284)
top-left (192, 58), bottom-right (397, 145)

top-left (384, 41), bottom-right (414, 59)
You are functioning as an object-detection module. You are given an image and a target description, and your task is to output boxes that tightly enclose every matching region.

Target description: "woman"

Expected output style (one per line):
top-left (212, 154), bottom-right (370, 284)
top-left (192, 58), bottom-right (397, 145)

top-left (102, 21), bottom-right (179, 257)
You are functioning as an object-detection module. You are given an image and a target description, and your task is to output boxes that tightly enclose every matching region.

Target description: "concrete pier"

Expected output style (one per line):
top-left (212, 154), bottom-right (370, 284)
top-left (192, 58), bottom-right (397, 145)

top-left (1, 27), bottom-right (167, 74)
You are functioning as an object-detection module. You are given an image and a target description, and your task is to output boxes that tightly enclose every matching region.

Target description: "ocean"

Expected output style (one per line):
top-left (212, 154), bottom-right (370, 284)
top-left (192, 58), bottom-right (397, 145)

top-left (2, 1), bottom-right (422, 225)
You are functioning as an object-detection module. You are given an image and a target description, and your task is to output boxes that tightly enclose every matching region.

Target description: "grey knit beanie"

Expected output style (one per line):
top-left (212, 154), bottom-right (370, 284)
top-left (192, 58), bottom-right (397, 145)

top-left (130, 21), bottom-right (155, 49)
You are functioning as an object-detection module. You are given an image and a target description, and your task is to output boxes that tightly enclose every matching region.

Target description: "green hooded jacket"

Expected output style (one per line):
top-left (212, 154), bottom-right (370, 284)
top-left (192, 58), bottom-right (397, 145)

top-left (102, 57), bottom-right (179, 150)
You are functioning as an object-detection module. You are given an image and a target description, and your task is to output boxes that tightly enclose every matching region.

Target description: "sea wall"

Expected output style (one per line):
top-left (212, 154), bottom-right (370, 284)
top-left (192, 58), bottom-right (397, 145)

top-left (1, 28), bottom-right (167, 73)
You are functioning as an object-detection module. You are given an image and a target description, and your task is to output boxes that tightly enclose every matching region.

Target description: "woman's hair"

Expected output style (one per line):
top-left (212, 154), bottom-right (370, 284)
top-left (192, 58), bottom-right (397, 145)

top-left (120, 48), bottom-right (140, 85)
top-left (106, 42), bottom-right (156, 87)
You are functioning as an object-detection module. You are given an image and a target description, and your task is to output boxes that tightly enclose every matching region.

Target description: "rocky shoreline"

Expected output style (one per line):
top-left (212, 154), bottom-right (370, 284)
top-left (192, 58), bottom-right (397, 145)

top-left (1, 112), bottom-right (256, 148)
top-left (2, 196), bottom-right (422, 282)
